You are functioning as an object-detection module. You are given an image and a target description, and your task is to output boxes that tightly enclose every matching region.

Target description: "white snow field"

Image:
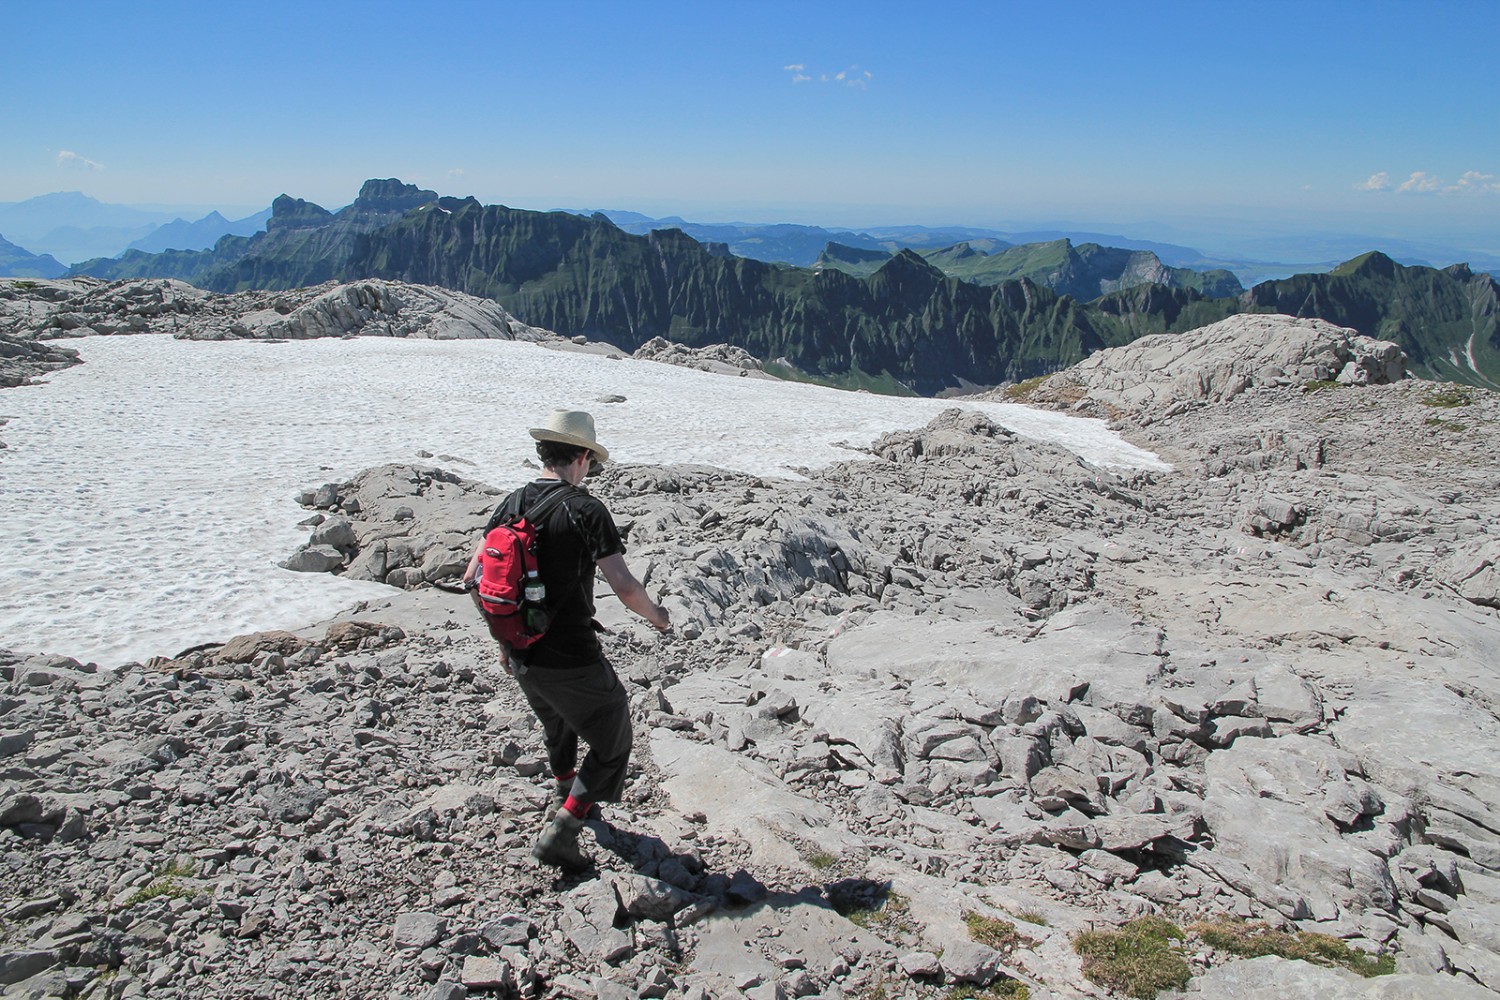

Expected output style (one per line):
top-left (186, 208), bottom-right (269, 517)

top-left (0, 335), bottom-right (1168, 666)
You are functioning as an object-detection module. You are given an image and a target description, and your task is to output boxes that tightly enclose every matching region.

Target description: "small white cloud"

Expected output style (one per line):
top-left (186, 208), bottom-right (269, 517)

top-left (1452, 170), bottom-right (1500, 194)
top-left (1359, 169), bottom-right (1500, 196)
top-left (793, 63), bottom-right (871, 90)
top-left (57, 149), bottom-right (103, 171)
top-left (448, 167), bottom-right (466, 179)
top-left (1397, 171), bottom-right (1442, 193)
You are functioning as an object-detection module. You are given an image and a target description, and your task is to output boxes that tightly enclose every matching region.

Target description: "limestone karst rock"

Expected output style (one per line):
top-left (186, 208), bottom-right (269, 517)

top-left (2, 308), bottom-right (1498, 997)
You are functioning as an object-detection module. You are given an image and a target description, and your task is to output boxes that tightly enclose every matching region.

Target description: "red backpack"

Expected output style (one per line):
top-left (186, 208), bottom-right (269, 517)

top-left (474, 486), bottom-right (577, 649)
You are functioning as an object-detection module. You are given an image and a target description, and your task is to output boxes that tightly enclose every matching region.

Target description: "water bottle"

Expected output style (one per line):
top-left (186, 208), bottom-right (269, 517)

top-left (524, 570), bottom-right (545, 604)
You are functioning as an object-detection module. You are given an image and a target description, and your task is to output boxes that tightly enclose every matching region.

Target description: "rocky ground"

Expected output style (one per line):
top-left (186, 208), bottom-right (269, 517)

top-left (3, 305), bottom-right (1500, 999)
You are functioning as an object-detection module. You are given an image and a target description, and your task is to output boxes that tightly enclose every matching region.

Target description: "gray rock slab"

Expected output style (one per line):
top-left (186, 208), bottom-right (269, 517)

top-left (650, 732), bottom-right (863, 869)
top-left (392, 912), bottom-right (447, 950)
top-left (1165, 955), bottom-right (1495, 999)
top-left (1201, 735), bottom-right (1397, 922)
top-left (687, 894), bottom-right (890, 989)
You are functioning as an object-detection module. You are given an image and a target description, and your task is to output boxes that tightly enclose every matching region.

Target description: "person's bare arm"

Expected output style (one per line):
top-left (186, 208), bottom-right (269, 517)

top-left (597, 554), bottom-right (671, 631)
top-left (462, 545), bottom-right (481, 586)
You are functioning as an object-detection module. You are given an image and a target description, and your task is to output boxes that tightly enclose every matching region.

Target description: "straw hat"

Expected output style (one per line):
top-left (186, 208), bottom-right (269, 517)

top-left (528, 408), bottom-right (610, 462)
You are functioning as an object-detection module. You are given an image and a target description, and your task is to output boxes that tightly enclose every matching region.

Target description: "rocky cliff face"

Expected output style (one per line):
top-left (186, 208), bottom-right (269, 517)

top-left (828, 238), bottom-right (1247, 302)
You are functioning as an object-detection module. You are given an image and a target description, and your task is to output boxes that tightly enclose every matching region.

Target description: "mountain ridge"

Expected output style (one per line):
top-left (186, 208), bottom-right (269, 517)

top-left (55, 180), bottom-right (1500, 393)
top-left (817, 237), bottom-right (1245, 300)
top-left (0, 234), bottom-right (67, 278)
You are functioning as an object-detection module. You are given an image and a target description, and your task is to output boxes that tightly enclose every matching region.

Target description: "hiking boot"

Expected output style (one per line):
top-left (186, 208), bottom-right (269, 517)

top-left (533, 809), bottom-right (591, 871)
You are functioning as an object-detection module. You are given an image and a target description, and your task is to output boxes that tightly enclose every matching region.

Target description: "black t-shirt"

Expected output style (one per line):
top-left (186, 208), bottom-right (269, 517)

top-left (485, 479), bottom-right (626, 668)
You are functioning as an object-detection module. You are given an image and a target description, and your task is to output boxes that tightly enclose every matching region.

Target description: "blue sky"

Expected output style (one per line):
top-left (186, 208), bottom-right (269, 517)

top-left (6, 1), bottom-right (1498, 253)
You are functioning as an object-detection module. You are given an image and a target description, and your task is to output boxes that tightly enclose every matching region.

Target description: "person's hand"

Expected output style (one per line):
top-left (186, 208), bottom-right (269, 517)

top-left (651, 605), bottom-right (673, 633)
top-left (498, 644), bottom-right (515, 676)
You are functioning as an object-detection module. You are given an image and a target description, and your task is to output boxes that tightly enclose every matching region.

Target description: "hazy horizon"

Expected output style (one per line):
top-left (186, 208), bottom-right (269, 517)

top-left (6, 1), bottom-right (1496, 263)
top-left (5, 182), bottom-right (1497, 270)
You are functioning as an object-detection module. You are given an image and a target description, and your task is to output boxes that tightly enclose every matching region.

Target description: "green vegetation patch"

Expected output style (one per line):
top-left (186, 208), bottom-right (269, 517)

top-left (1073, 916), bottom-right (1191, 999)
top-left (1421, 386), bottom-right (1473, 408)
top-left (125, 879), bottom-right (198, 906)
top-left (830, 884), bottom-right (913, 939)
top-left (1191, 919), bottom-right (1395, 978)
top-left (963, 911), bottom-right (1035, 956)
top-left (124, 859), bottom-right (201, 906)
top-left (806, 850), bottom-right (838, 870)
top-left (1425, 416), bottom-right (1467, 432)
top-left (1004, 375), bottom-right (1048, 401)
top-left (946, 981), bottom-right (1031, 1000)
top-left (1302, 379), bottom-right (1341, 393)
top-left (846, 890), bottom-right (909, 931)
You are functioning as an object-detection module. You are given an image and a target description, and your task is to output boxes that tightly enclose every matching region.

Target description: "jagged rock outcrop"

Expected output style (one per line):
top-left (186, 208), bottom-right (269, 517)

top-left (1024, 313), bottom-right (1407, 421)
top-left (631, 337), bottom-right (774, 379)
top-left (1241, 252), bottom-right (1500, 388)
top-left (0, 276), bottom-right (553, 345)
top-left (0, 334), bottom-right (80, 389)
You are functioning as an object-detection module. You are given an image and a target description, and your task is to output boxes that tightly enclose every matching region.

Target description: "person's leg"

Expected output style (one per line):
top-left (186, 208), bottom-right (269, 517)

top-left (529, 657), bottom-right (632, 870)
top-left (514, 672), bottom-right (579, 784)
top-left (557, 655), bottom-right (632, 811)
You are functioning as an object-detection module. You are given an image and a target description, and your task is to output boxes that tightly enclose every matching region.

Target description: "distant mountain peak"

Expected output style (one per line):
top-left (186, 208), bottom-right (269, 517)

top-left (1331, 250), bottom-right (1398, 278)
top-left (268, 195), bottom-right (335, 231)
top-left (352, 179), bottom-right (438, 214)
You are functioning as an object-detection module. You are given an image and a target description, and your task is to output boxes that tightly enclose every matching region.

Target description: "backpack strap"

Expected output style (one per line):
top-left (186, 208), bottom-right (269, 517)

top-left (491, 482), bottom-right (580, 532)
top-left (514, 482), bottom-right (580, 527)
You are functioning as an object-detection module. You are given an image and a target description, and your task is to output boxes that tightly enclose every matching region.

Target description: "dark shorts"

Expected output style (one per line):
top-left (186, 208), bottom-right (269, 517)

top-left (512, 654), bottom-right (632, 803)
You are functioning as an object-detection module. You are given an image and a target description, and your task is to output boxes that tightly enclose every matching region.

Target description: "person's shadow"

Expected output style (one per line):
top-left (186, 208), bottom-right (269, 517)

top-left (543, 817), bottom-right (895, 964)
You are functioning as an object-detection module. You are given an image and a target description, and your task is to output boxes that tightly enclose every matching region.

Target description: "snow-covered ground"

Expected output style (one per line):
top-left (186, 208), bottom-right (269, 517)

top-left (0, 335), bottom-right (1168, 666)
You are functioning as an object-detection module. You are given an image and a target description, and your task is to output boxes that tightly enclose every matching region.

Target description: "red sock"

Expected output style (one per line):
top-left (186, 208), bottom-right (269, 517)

top-left (555, 769), bottom-right (577, 785)
top-left (562, 795), bottom-right (591, 820)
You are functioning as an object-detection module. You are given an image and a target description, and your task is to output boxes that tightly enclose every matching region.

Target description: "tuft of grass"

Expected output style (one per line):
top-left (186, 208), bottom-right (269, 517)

top-left (1004, 375), bottom-right (1049, 401)
top-left (125, 879), bottom-right (198, 906)
top-left (1425, 416), bottom-right (1466, 432)
top-left (946, 982), bottom-right (1030, 1000)
top-left (963, 911), bottom-right (1034, 955)
top-left (844, 890), bottom-right (911, 932)
top-left (806, 850), bottom-right (839, 871)
top-left (124, 859), bottom-right (202, 906)
top-left (12, 280), bottom-right (38, 290)
top-left (1421, 386), bottom-right (1473, 408)
top-left (1302, 379), bottom-right (1341, 393)
top-left (1191, 919), bottom-right (1395, 978)
top-left (1073, 916), bottom-right (1191, 999)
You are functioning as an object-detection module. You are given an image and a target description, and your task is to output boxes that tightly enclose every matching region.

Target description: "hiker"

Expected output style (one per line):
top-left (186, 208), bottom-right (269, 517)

top-left (462, 408), bottom-right (672, 870)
